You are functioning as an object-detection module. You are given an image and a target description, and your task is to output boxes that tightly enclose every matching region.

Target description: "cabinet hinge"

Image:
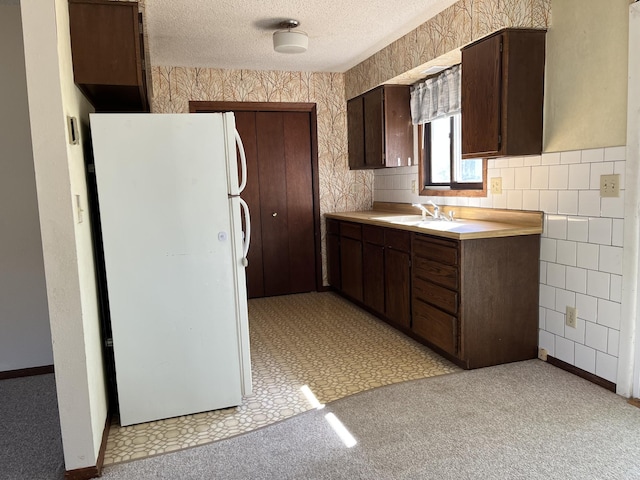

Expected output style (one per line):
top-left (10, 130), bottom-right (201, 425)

top-left (498, 134), bottom-right (502, 146)
top-left (105, 338), bottom-right (113, 348)
top-left (88, 163), bottom-right (95, 173)
top-left (499, 41), bottom-right (503, 53)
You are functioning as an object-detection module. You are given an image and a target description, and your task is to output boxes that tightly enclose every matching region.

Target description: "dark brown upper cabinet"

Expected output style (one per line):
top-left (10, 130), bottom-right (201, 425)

top-left (347, 85), bottom-right (413, 169)
top-left (461, 28), bottom-right (546, 159)
top-left (68, 0), bottom-right (149, 112)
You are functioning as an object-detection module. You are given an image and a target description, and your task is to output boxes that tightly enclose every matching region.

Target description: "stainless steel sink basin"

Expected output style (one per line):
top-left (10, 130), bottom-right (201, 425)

top-left (372, 214), bottom-right (473, 233)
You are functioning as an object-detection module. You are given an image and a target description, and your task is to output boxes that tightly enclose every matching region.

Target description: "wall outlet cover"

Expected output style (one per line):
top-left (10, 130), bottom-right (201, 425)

top-left (538, 348), bottom-right (548, 361)
top-left (490, 177), bottom-right (503, 195)
top-left (566, 306), bottom-right (577, 328)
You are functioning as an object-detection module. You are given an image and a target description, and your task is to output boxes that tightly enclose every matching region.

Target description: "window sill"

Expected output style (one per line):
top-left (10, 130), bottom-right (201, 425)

top-left (420, 186), bottom-right (487, 197)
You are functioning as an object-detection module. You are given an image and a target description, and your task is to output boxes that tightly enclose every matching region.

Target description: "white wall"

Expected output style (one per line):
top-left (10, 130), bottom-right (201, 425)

top-left (0, 3), bottom-right (52, 371)
top-left (20, 0), bottom-right (107, 472)
top-left (544, 0), bottom-right (629, 151)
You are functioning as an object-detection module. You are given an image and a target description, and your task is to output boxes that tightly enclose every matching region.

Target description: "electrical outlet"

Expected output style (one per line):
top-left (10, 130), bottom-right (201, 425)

top-left (490, 177), bottom-right (502, 195)
top-left (566, 306), bottom-right (577, 328)
top-left (411, 180), bottom-right (417, 194)
top-left (600, 174), bottom-right (620, 197)
top-left (538, 347), bottom-right (548, 361)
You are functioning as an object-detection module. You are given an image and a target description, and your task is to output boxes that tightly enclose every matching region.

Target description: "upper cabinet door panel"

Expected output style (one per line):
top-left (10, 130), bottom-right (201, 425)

top-left (363, 88), bottom-right (384, 168)
top-left (461, 33), bottom-right (502, 158)
top-left (461, 28), bottom-right (546, 159)
top-left (347, 96), bottom-right (365, 169)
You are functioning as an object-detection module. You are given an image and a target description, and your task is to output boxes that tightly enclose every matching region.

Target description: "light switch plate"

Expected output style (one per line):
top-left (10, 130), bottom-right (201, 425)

top-left (600, 174), bottom-right (620, 197)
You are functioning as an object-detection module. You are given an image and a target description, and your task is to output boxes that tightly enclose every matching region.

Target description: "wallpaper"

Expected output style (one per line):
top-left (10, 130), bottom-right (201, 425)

top-left (345, 0), bottom-right (551, 98)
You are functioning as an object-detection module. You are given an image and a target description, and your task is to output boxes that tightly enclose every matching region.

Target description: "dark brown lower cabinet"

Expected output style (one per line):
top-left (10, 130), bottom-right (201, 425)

top-left (325, 216), bottom-right (540, 370)
top-left (412, 232), bottom-right (539, 369)
top-left (384, 230), bottom-right (411, 328)
top-left (339, 222), bottom-right (363, 302)
top-left (363, 226), bottom-right (385, 315)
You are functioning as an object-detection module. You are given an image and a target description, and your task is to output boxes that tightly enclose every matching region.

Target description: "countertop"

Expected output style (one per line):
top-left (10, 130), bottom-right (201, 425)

top-left (325, 202), bottom-right (544, 240)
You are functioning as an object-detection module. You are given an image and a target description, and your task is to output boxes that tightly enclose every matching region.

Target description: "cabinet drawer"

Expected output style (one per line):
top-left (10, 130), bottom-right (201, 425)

top-left (413, 236), bottom-right (458, 265)
top-left (413, 277), bottom-right (458, 314)
top-left (363, 225), bottom-right (384, 245)
top-left (326, 218), bottom-right (340, 235)
top-left (413, 299), bottom-right (458, 356)
top-left (413, 257), bottom-right (458, 290)
top-left (340, 222), bottom-right (362, 240)
top-left (385, 229), bottom-right (411, 252)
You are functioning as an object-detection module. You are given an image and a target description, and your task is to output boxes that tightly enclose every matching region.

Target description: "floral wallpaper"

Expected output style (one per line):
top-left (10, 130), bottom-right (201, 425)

top-left (345, 0), bottom-right (551, 98)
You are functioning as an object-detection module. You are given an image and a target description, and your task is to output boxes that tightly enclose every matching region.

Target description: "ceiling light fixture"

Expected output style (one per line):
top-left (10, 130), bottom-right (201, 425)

top-left (273, 20), bottom-right (308, 54)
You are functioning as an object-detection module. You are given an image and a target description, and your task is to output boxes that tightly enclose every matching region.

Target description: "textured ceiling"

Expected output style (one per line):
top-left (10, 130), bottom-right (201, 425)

top-left (145, 0), bottom-right (458, 73)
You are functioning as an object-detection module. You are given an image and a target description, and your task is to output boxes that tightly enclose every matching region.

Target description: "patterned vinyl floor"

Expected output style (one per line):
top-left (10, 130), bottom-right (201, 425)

top-left (104, 292), bottom-right (460, 464)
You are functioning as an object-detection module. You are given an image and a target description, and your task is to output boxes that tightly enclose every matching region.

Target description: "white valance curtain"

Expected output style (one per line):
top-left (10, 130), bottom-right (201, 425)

top-left (410, 64), bottom-right (461, 125)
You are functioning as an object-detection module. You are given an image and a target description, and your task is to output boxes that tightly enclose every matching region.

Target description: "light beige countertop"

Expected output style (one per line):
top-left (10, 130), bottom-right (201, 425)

top-left (325, 202), bottom-right (544, 240)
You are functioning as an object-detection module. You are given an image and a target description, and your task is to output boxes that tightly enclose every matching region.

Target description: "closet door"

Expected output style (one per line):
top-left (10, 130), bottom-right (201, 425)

top-left (256, 111), bottom-right (316, 297)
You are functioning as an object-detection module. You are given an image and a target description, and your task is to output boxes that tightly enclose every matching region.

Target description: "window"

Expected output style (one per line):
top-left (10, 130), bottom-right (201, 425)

top-left (418, 113), bottom-right (486, 196)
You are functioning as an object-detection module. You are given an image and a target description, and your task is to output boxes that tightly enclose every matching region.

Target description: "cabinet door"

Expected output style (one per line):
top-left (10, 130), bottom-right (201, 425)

top-left (363, 88), bottom-right (385, 168)
top-left (340, 237), bottom-right (363, 302)
top-left (326, 220), bottom-right (341, 289)
top-left (385, 248), bottom-right (411, 328)
top-left (383, 86), bottom-right (413, 167)
top-left (347, 97), bottom-right (366, 169)
top-left (461, 32), bottom-right (502, 157)
top-left (363, 242), bottom-right (385, 314)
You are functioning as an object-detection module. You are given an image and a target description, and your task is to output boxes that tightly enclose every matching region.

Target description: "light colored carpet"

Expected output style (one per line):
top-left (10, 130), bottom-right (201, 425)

top-left (100, 360), bottom-right (640, 480)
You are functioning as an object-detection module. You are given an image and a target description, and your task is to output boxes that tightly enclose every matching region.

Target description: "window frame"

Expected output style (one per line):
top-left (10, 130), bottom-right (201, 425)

top-left (418, 118), bottom-right (487, 197)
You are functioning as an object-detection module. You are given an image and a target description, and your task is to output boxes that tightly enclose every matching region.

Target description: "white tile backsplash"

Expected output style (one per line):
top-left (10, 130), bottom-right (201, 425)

top-left (577, 242), bottom-right (600, 270)
top-left (587, 270), bottom-right (610, 300)
top-left (558, 191), bottom-right (578, 215)
top-left (568, 163), bottom-right (591, 190)
top-left (514, 167), bottom-right (531, 189)
top-left (581, 148), bottom-right (605, 163)
top-left (567, 217), bottom-right (589, 242)
top-left (531, 166), bottom-right (549, 189)
top-left (547, 263), bottom-right (566, 289)
top-left (565, 318), bottom-right (586, 344)
top-left (578, 191), bottom-right (601, 217)
top-left (549, 165), bottom-right (569, 190)
top-left (566, 266), bottom-right (587, 294)
top-left (598, 245), bottom-right (623, 275)
top-left (574, 343), bottom-right (597, 374)
top-left (589, 162), bottom-right (615, 189)
top-left (595, 351), bottom-right (618, 383)
top-left (373, 147), bottom-right (627, 385)
top-left (588, 218), bottom-right (612, 245)
top-left (576, 293), bottom-right (598, 323)
top-left (561, 150), bottom-right (582, 164)
top-left (585, 321), bottom-right (608, 352)
top-left (556, 240), bottom-right (577, 266)
top-left (555, 336), bottom-right (575, 364)
top-left (597, 299), bottom-right (621, 329)
top-left (542, 152), bottom-right (561, 165)
top-left (546, 309), bottom-right (565, 336)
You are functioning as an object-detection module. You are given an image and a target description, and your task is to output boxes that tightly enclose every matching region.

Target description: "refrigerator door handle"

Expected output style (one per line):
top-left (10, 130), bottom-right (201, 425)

top-left (238, 197), bottom-right (251, 266)
top-left (234, 129), bottom-right (247, 194)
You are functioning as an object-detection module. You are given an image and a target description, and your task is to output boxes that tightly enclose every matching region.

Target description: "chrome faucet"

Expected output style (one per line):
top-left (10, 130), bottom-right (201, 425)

top-left (427, 201), bottom-right (440, 219)
top-left (412, 202), bottom-right (438, 219)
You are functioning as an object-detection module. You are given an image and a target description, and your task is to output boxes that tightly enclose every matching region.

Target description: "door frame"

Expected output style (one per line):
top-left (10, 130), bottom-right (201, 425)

top-left (189, 101), bottom-right (323, 294)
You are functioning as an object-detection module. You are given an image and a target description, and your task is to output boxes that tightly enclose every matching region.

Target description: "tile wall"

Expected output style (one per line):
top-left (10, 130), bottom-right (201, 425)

top-left (374, 145), bottom-right (627, 383)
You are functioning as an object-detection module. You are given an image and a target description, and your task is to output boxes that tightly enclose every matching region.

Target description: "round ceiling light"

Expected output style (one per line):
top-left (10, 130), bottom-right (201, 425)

top-left (273, 20), bottom-right (308, 54)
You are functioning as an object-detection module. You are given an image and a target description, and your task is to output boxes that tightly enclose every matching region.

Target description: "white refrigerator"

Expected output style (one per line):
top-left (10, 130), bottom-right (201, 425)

top-left (90, 112), bottom-right (252, 426)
